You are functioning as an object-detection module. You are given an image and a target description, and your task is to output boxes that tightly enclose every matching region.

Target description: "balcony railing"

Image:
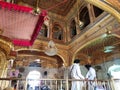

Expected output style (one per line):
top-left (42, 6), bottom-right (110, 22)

top-left (0, 78), bottom-right (120, 90)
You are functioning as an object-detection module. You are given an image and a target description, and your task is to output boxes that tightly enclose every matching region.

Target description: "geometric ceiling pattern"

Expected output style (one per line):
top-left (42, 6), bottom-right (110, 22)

top-left (16, 0), bottom-right (76, 16)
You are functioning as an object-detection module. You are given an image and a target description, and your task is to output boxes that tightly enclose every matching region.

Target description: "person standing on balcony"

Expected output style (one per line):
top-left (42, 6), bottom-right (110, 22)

top-left (70, 59), bottom-right (85, 90)
top-left (107, 61), bottom-right (120, 90)
top-left (85, 64), bottom-right (96, 90)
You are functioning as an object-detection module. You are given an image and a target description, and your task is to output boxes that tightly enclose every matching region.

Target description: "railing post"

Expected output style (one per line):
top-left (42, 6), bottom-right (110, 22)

top-left (60, 80), bottom-right (62, 90)
top-left (111, 79), bottom-right (115, 90)
top-left (66, 78), bottom-right (69, 90)
top-left (25, 78), bottom-right (27, 90)
top-left (16, 79), bottom-right (19, 90)
top-left (55, 80), bottom-right (57, 90)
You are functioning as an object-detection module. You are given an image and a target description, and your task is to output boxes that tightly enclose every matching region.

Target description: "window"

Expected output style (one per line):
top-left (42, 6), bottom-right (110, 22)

top-left (70, 19), bottom-right (77, 38)
top-left (39, 24), bottom-right (48, 37)
top-left (79, 7), bottom-right (90, 30)
top-left (52, 24), bottom-right (63, 40)
top-left (93, 5), bottom-right (104, 17)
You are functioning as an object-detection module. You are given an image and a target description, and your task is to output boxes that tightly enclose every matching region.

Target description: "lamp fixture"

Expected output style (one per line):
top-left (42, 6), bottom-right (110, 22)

top-left (104, 28), bottom-right (112, 37)
top-left (103, 28), bottom-right (115, 53)
top-left (79, 20), bottom-right (84, 28)
top-left (33, 0), bottom-right (41, 15)
top-left (44, 40), bottom-right (57, 56)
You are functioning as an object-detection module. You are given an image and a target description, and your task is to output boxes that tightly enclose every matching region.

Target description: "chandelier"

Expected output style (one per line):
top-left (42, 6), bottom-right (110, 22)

top-left (44, 40), bottom-right (57, 56)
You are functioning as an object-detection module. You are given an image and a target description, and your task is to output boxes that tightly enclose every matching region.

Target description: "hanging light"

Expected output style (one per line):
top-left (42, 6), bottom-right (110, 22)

top-left (103, 28), bottom-right (115, 53)
top-left (33, 0), bottom-right (41, 15)
top-left (79, 20), bottom-right (84, 28)
top-left (44, 40), bottom-right (57, 56)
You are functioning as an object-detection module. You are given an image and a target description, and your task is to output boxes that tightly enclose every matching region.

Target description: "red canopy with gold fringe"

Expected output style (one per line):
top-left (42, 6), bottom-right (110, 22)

top-left (0, 1), bottom-right (47, 46)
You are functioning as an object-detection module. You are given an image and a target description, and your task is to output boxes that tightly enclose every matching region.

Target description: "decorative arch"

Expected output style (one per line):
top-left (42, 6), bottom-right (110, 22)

top-left (69, 19), bottom-right (77, 38)
top-left (71, 37), bottom-right (100, 64)
top-left (0, 51), bottom-right (7, 77)
top-left (56, 54), bottom-right (68, 67)
top-left (79, 6), bottom-right (90, 30)
top-left (85, 0), bottom-right (120, 22)
top-left (52, 23), bottom-right (63, 40)
top-left (16, 49), bottom-right (67, 68)
top-left (39, 24), bottom-right (48, 37)
top-left (73, 34), bottom-right (120, 65)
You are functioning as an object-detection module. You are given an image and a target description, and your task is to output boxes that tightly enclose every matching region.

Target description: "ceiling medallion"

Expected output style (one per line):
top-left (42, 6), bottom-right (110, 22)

top-left (44, 40), bottom-right (57, 56)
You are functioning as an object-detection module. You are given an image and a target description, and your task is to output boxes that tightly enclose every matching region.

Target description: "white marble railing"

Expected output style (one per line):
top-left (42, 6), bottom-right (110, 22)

top-left (0, 78), bottom-right (119, 90)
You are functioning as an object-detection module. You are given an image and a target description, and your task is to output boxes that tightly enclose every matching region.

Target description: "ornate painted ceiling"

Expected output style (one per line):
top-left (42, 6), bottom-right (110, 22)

top-left (0, 0), bottom-right (120, 47)
top-left (16, 0), bottom-right (77, 16)
top-left (0, 0), bottom-right (120, 68)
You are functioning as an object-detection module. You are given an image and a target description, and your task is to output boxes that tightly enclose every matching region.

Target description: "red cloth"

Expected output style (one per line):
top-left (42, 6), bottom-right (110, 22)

top-left (0, 1), bottom-right (32, 12)
top-left (0, 1), bottom-right (47, 46)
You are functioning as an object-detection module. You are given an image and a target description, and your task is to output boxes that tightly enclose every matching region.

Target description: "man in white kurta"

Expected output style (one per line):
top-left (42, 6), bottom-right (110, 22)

top-left (70, 59), bottom-right (84, 90)
top-left (85, 64), bottom-right (96, 90)
top-left (108, 64), bottom-right (120, 90)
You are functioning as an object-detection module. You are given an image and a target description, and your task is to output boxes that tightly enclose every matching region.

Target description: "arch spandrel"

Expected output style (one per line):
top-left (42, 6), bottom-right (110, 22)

top-left (85, 0), bottom-right (120, 22)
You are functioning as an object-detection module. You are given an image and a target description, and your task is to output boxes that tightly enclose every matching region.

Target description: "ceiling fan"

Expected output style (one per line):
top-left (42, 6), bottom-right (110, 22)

top-left (102, 27), bottom-right (120, 53)
top-left (104, 45), bottom-right (115, 53)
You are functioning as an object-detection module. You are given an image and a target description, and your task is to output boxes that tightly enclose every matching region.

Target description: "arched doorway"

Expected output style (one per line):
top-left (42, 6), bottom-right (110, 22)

top-left (26, 70), bottom-right (42, 90)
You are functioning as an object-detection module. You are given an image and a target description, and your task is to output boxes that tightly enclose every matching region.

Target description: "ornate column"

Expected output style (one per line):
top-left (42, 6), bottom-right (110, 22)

top-left (0, 35), bottom-right (15, 77)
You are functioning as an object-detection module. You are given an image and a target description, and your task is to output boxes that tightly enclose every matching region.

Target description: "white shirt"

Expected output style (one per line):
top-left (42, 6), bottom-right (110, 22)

top-left (108, 64), bottom-right (120, 79)
top-left (86, 67), bottom-right (96, 80)
top-left (70, 63), bottom-right (84, 79)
